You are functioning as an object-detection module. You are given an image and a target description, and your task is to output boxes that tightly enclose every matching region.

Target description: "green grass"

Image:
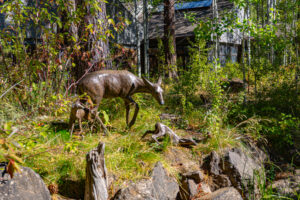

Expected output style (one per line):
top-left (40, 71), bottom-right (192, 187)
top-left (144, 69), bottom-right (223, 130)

top-left (1, 78), bottom-right (298, 199)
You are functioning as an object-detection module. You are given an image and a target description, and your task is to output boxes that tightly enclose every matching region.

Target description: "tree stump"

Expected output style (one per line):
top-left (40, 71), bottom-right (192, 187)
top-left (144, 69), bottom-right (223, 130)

top-left (85, 142), bottom-right (108, 200)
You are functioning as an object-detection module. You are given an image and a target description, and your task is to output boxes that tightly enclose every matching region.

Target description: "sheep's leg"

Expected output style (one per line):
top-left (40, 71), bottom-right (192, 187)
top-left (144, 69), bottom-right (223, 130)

top-left (127, 96), bottom-right (139, 128)
top-left (92, 97), bottom-right (108, 135)
top-left (78, 118), bottom-right (83, 134)
top-left (165, 126), bottom-right (180, 144)
top-left (124, 99), bottom-right (131, 127)
top-left (152, 135), bottom-right (161, 145)
top-left (141, 130), bottom-right (155, 139)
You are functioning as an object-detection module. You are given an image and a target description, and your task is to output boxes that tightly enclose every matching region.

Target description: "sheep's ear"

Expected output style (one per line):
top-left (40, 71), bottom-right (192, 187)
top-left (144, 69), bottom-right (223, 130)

top-left (157, 76), bottom-right (162, 85)
top-left (142, 77), bottom-right (153, 88)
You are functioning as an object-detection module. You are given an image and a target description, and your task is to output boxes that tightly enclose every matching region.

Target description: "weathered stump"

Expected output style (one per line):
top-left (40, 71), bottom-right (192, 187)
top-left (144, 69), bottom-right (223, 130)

top-left (85, 142), bottom-right (108, 200)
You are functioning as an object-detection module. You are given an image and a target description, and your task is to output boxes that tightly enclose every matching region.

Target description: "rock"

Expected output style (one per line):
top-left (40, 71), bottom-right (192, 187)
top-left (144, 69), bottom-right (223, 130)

top-left (201, 148), bottom-right (265, 198)
top-left (221, 78), bottom-right (245, 93)
top-left (0, 166), bottom-right (51, 200)
top-left (113, 162), bottom-right (179, 200)
top-left (202, 151), bottom-right (222, 176)
top-left (151, 162), bottom-right (179, 200)
top-left (195, 187), bottom-right (243, 200)
top-left (179, 171), bottom-right (211, 200)
top-left (271, 171), bottom-right (300, 199)
top-left (222, 148), bottom-right (264, 196)
top-left (164, 147), bottom-right (200, 173)
top-left (202, 151), bottom-right (232, 191)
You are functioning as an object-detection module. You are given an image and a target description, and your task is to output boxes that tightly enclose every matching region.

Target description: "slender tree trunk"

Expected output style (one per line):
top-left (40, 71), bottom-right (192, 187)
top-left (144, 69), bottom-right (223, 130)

top-left (242, 5), bottom-right (246, 104)
top-left (134, 0), bottom-right (141, 77)
top-left (262, 0), bottom-right (264, 28)
top-left (284, 0), bottom-right (287, 66)
top-left (294, 0), bottom-right (299, 94)
top-left (247, 0), bottom-right (251, 93)
top-left (164, 0), bottom-right (177, 78)
top-left (143, 0), bottom-right (149, 78)
top-left (73, 0), bottom-right (112, 81)
top-left (270, 0), bottom-right (274, 64)
top-left (242, 37), bottom-right (246, 104)
top-left (255, 0), bottom-right (259, 95)
top-left (212, 0), bottom-right (219, 67)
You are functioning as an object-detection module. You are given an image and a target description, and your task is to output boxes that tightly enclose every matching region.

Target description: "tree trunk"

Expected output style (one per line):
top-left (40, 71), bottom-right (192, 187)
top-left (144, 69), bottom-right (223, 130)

top-left (143, 0), bottom-right (149, 78)
top-left (135, 0), bottom-right (141, 77)
top-left (85, 142), bottom-right (108, 200)
top-left (73, 0), bottom-right (112, 81)
top-left (164, 0), bottom-right (177, 78)
top-left (212, 0), bottom-right (219, 67)
top-left (247, 0), bottom-right (251, 92)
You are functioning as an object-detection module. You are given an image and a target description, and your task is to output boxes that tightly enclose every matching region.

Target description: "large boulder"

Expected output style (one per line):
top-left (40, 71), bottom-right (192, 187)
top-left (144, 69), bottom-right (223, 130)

top-left (195, 187), bottom-right (242, 200)
top-left (113, 162), bottom-right (179, 200)
top-left (202, 148), bottom-right (265, 198)
top-left (222, 148), bottom-right (265, 196)
top-left (0, 166), bottom-right (51, 200)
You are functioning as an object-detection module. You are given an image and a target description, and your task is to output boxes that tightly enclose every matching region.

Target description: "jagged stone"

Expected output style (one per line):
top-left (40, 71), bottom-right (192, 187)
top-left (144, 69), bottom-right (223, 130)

top-left (201, 148), bottom-right (265, 198)
top-left (179, 171), bottom-right (211, 200)
top-left (0, 166), bottom-right (51, 200)
top-left (113, 162), bottom-right (179, 200)
top-left (195, 187), bottom-right (242, 200)
top-left (271, 170), bottom-right (300, 199)
top-left (222, 148), bottom-right (265, 197)
top-left (202, 151), bottom-right (232, 191)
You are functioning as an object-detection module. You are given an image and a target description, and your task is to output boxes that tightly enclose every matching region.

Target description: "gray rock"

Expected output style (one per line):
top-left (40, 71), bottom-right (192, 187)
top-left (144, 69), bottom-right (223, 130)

top-left (179, 171), bottom-right (211, 200)
top-left (201, 148), bottom-right (265, 198)
top-left (272, 172), bottom-right (300, 199)
top-left (196, 187), bottom-right (243, 200)
top-left (223, 148), bottom-right (265, 196)
top-left (0, 166), bottom-right (51, 200)
top-left (202, 151), bottom-right (232, 190)
top-left (113, 162), bottom-right (179, 200)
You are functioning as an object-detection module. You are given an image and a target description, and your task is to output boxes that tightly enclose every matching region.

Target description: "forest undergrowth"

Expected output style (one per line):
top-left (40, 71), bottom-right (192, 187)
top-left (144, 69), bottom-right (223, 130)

top-left (0, 61), bottom-right (299, 199)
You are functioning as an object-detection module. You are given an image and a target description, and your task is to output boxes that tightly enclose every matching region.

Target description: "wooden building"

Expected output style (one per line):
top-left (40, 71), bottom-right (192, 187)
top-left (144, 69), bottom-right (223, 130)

top-left (145, 0), bottom-right (243, 74)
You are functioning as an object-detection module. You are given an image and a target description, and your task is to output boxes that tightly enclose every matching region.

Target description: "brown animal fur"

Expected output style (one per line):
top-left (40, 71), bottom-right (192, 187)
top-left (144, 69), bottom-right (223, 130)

top-left (77, 70), bottom-right (164, 134)
top-left (69, 101), bottom-right (93, 136)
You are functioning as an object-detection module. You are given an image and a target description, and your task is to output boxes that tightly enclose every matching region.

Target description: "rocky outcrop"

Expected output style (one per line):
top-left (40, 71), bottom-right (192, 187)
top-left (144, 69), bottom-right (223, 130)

top-left (113, 162), bottom-right (179, 200)
top-left (0, 166), bottom-right (51, 200)
top-left (179, 171), bottom-right (211, 200)
top-left (202, 148), bottom-right (265, 198)
top-left (271, 169), bottom-right (300, 199)
top-left (195, 187), bottom-right (243, 200)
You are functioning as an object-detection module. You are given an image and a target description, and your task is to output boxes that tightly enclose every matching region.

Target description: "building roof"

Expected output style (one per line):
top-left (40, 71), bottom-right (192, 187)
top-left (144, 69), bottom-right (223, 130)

top-left (157, 0), bottom-right (213, 11)
top-left (149, 0), bottom-right (235, 40)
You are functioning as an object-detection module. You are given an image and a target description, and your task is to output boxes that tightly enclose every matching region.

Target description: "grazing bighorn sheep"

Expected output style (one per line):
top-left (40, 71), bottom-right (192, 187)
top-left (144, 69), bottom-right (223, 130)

top-left (69, 101), bottom-right (93, 136)
top-left (77, 70), bottom-right (164, 134)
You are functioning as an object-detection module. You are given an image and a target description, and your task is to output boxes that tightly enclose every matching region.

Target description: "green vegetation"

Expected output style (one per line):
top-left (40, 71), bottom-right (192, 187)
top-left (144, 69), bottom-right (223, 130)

top-left (0, 0), bottom-right (299, 199)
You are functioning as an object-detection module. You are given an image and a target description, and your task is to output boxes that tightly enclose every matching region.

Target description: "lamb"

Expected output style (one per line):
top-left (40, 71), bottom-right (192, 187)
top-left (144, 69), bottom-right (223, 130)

top-left (141, 122), bottom-right (197, 147)
top-left (68, 101), bottom-right (93, 137)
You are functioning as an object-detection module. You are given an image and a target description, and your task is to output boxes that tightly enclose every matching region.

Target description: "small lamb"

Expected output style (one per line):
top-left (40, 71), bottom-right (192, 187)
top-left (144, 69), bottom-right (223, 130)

top-left (141, 122), bottom-right (180, 145)
top-left (141, 122), bottom-right (197, 147)
top-left (69, 101), bottom-right (93, 137)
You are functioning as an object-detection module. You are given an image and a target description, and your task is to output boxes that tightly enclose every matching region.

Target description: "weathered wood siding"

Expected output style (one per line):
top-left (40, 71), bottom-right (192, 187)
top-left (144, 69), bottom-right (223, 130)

top-left (107, 0), bottom-right (143, 47)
